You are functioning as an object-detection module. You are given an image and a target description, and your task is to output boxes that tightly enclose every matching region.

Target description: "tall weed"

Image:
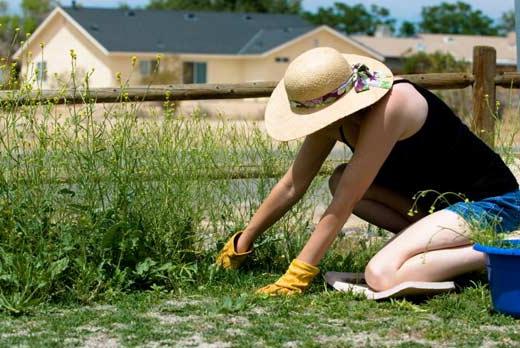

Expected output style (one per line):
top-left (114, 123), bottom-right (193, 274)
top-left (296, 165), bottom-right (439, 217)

top-left (0, 52), bottom-right (336, 312)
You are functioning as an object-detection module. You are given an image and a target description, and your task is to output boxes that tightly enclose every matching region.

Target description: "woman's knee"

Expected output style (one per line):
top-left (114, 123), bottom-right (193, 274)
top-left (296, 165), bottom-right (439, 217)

top-left (364, 258), bottom-right (397, 292)
top-left (328, 163), bottom-right (347, 195)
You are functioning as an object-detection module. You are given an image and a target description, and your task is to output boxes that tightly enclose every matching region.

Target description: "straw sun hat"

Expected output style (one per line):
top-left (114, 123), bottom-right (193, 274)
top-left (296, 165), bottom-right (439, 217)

top-left (265, 47), bottom-right (394, 141)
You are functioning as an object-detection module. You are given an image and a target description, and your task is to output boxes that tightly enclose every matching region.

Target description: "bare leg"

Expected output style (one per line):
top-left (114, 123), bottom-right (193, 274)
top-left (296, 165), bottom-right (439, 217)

top-left (328, 163), bottom-right (426, 233)
top-left (392, 245), bottom-right (484, 283)
top-left (352, 200), bottom-right (411, 233)
top-left (365, 209), bottom-right (486, 291)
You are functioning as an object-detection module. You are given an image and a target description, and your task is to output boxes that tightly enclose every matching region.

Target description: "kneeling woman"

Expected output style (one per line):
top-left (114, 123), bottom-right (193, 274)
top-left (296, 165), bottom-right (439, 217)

top-left (216, 47), bottom-right (520, 295)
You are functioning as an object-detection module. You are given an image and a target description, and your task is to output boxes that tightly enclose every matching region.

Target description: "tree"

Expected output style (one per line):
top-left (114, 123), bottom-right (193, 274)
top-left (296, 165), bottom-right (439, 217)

top-left (419, 1), bottom-right (498, 36)
top-left (304, 3), bottom-right (395, 36)
top-left (0, 1), bottom-right (21, 53)
top-left (146, 0), bottom-right (302, 14)
top-left (497, 10), bottom-right (515, 36)
top-left (148, 0), bottom-right (210, 11)
top-left (0, 0), bottom-right (55, 57)
top-left (118, 2), bottom-right (131, 10)
top-left (21, 0), bottom-right (52, 18)
top-left (21, 0), bottom-right (53, 33)
top-left (369, 4), bottom-right (395, 33)
top-left (398, 21), bottom-right (417, 37)
top-left (216, 0), bottom-right (302, 13)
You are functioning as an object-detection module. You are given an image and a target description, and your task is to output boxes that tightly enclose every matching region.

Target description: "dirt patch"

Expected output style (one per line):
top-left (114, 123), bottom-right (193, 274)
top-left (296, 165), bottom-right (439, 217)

top-left (82, 332), bottom-right (119, 348)
top-left (91, 305), bottom-right (117, 312)
top-left (79, 327), bottom-right (119, 348)
top-left (223, 315), bottom-right (250, 327)
top-left (250, 307), bottom-right (267, 315)
top-left (480, 337), bottom-right (519, 348)
top-left (78, 325), bottom-right (104, 333)
top-left (176, 334), bottom-right (232, 348)
top-left (315, 329), bottom-right (443, 347)
top-left (162, 298), bottom-right (209, 309)
top-left (0, 328), bottom-right (32, 339)
top-left (0, 320), bottom-right (42, 339)
top-left (324, 318), bottom-right (348, 327)
top-left (225, 328), bottom-right (244, 337)
top-left (480, 324), bottom-right (519, 334)
top-left (146, 312), bottom-right (205, 326)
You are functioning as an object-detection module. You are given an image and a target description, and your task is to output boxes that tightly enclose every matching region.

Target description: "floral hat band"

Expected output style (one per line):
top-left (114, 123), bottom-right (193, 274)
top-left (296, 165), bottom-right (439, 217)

top-left (289, 63), bottom-right (392, 109)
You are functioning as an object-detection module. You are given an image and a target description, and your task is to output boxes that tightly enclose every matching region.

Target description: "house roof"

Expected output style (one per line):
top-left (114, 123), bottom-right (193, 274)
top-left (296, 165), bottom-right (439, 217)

top-left (61, 6), bottom-right (315, 55)
top-left (351, 33), bottom-right (517, 65)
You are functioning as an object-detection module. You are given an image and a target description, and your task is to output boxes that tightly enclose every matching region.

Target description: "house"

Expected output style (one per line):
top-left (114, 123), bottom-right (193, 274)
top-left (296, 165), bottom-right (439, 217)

top-left (14, 6), bottom-right (517, 118)
top-left (352, 32), bottom-right (517, 73)
top-left (14, 6), bottom-right (382, 89)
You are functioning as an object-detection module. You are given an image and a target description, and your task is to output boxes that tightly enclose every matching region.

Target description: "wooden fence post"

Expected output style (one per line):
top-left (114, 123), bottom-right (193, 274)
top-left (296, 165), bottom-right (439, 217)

top-left (472, 46), bottom-right (496, 148)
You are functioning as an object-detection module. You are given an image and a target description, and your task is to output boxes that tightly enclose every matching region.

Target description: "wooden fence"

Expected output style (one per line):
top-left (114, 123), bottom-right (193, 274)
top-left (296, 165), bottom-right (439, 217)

top-left (3, 46), bottom-right (519, 179)
top-left (4, 46), bottom-right (519, 148)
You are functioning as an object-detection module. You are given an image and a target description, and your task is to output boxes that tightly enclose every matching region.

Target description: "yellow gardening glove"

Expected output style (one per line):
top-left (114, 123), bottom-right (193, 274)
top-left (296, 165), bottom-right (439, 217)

top-left (256, 259), bottom-right (319, 296)
top-left (215, 231), bottom-right (252, 270)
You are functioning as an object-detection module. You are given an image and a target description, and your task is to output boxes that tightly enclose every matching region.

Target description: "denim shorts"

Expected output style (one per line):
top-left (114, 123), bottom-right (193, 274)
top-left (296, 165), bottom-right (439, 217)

top-left (445, 189), bottom-right (520, 233)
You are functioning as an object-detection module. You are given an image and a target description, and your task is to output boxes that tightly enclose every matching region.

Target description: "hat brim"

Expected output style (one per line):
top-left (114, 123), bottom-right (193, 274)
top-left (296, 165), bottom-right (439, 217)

top-left (264, 54), bottom-right (394, 141)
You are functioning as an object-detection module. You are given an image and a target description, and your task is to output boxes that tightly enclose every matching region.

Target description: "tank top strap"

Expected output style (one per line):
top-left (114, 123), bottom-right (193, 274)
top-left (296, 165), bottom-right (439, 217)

top-left (393, 78), bottom-right (412, 85)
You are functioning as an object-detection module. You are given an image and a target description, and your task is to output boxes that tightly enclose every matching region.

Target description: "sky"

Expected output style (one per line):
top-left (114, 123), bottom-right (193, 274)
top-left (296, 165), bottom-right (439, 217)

top-left (7, 0), bottom-right (516, 22)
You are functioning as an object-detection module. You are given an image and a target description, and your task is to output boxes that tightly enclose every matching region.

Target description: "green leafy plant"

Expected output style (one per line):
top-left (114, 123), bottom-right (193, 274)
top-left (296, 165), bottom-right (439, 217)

top-left (0, 44), bottom-right (336, 313)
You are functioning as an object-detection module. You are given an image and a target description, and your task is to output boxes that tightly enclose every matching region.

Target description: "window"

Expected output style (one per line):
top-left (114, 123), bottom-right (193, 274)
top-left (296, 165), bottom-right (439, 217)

top-left (275, 57), bottom-right (289, 63)
top-left (139, 60), bottom-right (158, 76)
top-left (415, 43), bottom-right (426, 52)
top-left (443, 36), bottom-right (454, 44)
top-left (36, 61), bottom-right (47, 82)
top-left (184, 13), bottom-right (198, 21)
top-left (183, 62), bottom-right (207, 84)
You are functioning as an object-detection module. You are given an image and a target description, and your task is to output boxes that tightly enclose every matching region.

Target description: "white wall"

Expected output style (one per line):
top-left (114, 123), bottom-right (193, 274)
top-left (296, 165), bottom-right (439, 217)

top-left (19, 13), bottom-right (113, 88)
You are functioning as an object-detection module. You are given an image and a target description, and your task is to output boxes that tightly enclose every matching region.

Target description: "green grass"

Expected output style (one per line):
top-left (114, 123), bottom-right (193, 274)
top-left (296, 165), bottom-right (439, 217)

top-left (0, 272), bottom-right (518, 347)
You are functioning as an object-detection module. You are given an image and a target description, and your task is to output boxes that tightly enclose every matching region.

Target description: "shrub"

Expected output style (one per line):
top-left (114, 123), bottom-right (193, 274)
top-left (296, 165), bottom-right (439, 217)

top-left (402, 51), bottom-right (469, 74)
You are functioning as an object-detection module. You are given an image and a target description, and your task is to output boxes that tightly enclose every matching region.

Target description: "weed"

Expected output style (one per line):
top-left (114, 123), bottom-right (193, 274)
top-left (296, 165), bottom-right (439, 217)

top-left (0, 51), bottom-right (336, 313)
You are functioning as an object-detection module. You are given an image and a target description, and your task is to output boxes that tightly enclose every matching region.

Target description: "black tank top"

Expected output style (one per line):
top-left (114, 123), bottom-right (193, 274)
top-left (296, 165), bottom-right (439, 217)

top-left (339, 79), bottom-right (519, 212)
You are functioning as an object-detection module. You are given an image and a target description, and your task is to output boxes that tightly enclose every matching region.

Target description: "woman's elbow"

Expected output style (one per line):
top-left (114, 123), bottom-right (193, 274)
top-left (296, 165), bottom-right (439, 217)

top-left (279, 179), bottom-right (307, 201)
top-left (288, 185), bottom-right (307, 202)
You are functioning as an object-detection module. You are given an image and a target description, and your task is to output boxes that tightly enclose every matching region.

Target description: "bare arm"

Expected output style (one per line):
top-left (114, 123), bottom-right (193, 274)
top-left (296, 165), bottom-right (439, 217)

top-left (297, 91), bottom-right (410, 265)
top-left (237, 132), bottom-right (336, 252)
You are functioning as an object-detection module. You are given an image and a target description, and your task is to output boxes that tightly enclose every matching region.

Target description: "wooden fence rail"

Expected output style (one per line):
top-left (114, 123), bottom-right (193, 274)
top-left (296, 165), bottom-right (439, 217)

top-left (20, 161), bottom-right (344, 185)
top-left (2, 71), bottom-right (511, 104)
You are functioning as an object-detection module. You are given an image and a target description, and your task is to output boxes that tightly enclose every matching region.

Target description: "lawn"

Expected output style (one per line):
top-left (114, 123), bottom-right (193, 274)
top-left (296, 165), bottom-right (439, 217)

top-left (1, 272), bottom-right (519, 347)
